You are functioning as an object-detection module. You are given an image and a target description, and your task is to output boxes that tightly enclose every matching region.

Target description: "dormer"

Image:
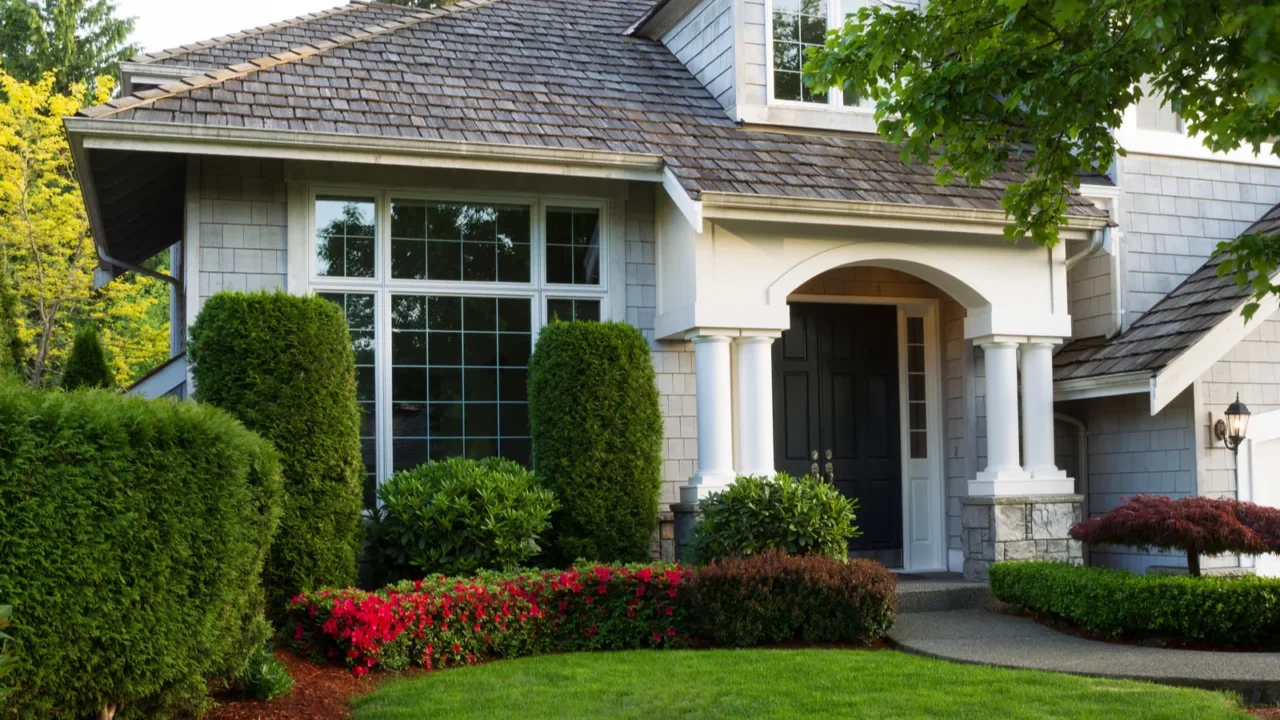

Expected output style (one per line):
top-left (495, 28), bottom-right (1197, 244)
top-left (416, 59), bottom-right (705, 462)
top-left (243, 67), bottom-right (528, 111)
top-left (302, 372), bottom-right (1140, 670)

top-left (633, 0), bottom-right (916, 133)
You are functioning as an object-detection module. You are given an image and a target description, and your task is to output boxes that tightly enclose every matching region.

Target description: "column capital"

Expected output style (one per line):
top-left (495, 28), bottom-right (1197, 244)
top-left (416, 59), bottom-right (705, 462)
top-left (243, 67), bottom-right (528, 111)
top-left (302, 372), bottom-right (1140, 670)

top-left (974, 335), bottom-right (1026, 350)
top-left (733, 333), bottom-right (779, 346)
top-left (687, 332), bottom-right (734, 344)
top-left (1021, 337), bottom-right (1064, 348)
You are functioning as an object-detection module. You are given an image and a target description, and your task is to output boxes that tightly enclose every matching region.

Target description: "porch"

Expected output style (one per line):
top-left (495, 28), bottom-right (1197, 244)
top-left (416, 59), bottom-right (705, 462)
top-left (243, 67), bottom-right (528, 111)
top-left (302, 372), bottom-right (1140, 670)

top-left (654, 193), bottom-right (1100, 576)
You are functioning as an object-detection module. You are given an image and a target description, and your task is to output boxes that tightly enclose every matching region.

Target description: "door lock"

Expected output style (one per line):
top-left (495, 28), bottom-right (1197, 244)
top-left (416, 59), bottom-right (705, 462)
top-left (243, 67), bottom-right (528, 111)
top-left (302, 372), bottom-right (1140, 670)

top-left (825, 449), bottom-right (833, 460)
top-left (810, 449), bottom-right (819, 476)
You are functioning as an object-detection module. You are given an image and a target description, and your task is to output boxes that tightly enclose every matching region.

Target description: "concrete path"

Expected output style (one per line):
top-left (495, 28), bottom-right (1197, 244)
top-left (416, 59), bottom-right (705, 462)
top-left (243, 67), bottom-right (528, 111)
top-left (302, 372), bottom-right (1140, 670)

top-left (890, 609), bottom-right (1280, 703)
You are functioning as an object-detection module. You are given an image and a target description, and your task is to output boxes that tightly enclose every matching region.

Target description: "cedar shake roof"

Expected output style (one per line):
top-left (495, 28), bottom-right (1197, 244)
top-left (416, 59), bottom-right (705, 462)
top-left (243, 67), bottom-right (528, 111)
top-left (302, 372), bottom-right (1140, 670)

top-left (81, 0), bottom-right (1108, 218)
top-left (1055, 201), bottom-right (1280, 382)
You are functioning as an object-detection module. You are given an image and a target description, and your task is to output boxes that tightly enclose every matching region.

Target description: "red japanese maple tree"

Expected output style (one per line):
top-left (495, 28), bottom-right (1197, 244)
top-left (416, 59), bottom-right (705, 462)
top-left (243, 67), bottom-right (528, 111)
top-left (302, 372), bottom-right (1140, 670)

top-left (1070, 495), bottom-right (1280, 577)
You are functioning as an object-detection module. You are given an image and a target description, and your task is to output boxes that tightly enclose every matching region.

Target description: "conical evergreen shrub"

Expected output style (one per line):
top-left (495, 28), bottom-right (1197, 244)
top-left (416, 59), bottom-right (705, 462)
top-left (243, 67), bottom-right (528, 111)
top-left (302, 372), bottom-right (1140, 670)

top-left (61, 326), bottom-right (113, 390)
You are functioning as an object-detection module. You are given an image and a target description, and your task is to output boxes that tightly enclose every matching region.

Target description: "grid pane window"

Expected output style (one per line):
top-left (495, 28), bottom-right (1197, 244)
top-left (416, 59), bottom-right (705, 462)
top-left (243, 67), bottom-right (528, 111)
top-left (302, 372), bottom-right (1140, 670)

top-left (545, 207), bottom-right (601, 285)
top-left (772, 0), bottom-right (829, 104)
top-left (547, 298), bottom-right (601, 322)
top-left (316, 197), bottom-right (376, 277)
top-left (391, 294), bottom-right (532, 470)
top-left (839, 0), bottom-right (873, 108)
top-left (906, 317), bottom-right (927, 459)
top-left (319, 292), bottom-right (378, 509)
top-left (390, 200), bottom-right (531, 282)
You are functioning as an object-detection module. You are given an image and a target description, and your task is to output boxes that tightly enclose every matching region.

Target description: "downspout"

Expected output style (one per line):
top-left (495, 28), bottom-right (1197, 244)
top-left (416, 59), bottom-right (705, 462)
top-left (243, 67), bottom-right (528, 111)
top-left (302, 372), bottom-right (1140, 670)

top-left (1065, 225), bottom-right (1109, 271)
top-left (96, 245), bottom-right (186, 353)
top-left (1055, 411), bottom-right (1090, 564)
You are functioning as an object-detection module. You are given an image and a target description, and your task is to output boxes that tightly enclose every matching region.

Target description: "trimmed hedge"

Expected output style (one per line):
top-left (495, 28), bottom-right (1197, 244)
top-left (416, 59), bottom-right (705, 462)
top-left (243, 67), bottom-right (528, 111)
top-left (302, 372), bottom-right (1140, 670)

top-left (286, 563), bottom-right (694, 674)
top-left (528, 320), bottom-right (663, 564)
top-left (692, 551), bottom-right (897, 646)
top-left (190, 291), bottom-right (364, 613)
top-left (367, 457), bottom-right (557, 581)
top-left (990, 561), bottom-right (1280, 645)
top-left (692, 473), bottom-right (860, 562)
top-left (0, 379), bottom-right (283, 718)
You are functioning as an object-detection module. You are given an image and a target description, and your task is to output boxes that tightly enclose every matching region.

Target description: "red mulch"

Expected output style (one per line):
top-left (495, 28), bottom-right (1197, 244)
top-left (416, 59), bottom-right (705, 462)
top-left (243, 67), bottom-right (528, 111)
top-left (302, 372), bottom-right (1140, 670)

top-left (1250, 708), bottom-right (1280, 719)
top-left (205, 650), bottom-right (412, 720)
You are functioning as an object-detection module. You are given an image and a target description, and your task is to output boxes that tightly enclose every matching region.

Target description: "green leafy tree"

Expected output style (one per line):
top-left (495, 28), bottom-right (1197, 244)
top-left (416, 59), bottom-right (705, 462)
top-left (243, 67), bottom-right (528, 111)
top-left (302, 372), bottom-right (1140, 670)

top-left (61, 324), bottom-right (112, 389)
top-left (0, 0), bottom-right (137, 93)
top-left (0, 270), bottom-right (21, 377)
top-left (807, 0), bottom-right (1280, 317)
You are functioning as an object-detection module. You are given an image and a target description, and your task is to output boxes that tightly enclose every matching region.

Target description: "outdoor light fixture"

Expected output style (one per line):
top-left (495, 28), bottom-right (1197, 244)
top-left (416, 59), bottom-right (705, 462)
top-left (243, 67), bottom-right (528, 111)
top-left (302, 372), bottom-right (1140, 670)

top-left (1214, 393), bottom-right (1252, 457)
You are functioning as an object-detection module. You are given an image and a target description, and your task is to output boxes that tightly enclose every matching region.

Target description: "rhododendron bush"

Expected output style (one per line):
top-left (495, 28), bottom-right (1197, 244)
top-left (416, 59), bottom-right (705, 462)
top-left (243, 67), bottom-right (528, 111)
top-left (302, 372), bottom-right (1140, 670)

top-left (286, 563), bottom-right (695, 674)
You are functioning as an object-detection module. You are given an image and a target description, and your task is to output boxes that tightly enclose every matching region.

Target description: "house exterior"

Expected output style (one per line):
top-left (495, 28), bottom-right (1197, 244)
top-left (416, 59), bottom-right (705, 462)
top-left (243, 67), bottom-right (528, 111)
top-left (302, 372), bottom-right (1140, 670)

top-left (68, 0), bottom-right (1279, 577)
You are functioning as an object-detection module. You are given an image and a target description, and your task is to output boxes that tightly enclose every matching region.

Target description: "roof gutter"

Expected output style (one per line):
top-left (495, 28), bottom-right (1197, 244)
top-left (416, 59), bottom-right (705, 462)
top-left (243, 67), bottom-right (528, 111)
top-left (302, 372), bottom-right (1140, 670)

top-left (64, 118), bottom-right (667, 183)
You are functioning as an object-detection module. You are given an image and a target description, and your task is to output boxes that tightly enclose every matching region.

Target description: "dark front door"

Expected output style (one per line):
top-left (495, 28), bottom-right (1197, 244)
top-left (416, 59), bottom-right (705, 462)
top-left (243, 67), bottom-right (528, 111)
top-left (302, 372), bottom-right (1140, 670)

top-left (773, 303), bottom-right (903, 565)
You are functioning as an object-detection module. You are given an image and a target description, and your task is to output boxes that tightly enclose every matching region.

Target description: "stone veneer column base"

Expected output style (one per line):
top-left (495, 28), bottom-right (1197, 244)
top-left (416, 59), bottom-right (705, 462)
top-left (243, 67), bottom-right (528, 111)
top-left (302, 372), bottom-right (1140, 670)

top-left (960, 494), bottom-right (1084, 582)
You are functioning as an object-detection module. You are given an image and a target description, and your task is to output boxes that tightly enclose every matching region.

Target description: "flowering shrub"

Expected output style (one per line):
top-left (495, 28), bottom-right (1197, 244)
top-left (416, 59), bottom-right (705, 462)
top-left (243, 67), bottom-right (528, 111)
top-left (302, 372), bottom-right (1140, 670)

top-left (1070, 495), bottom-right (1280, 576)
top-left (285, 563), bottom-right (695, 674)
top-left (692, 551), bottom-right (897, 647)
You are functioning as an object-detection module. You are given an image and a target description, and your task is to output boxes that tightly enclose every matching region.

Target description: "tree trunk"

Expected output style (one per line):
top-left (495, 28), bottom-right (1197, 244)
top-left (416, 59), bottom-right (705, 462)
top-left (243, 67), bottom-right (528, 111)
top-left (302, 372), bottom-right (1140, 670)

top-left (1188, 552), bottom-right (1201, 577)
top-left (99, 704), bottom-right (116, 720)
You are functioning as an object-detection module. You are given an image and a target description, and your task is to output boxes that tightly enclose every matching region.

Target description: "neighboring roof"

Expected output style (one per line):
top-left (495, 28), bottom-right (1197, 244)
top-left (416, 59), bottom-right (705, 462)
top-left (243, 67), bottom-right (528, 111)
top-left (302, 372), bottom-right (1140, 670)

top-left (1055, 201), bottom-right (1280, 383)
top-left (75, 0), bottom-right (1108, 219)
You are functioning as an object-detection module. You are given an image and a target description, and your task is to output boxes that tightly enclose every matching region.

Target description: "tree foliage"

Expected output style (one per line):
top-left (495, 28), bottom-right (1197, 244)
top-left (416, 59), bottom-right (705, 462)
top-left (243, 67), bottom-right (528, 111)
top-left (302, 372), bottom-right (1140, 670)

top-left (1069, 494), bottom-right (1280, 576)
top-left (60, 323), bottom-right (111, 389)
top-left (0, 0), bottom-right (137, 94)
top-left (807, 0), bottom-right (1280, 316)
top-left (0, 71), bottom-right (168, 387)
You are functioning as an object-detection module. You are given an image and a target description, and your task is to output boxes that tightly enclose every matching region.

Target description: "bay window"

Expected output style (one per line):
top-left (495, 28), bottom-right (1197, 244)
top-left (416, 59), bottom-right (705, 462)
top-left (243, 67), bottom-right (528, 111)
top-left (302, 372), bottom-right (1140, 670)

top-left (308, 189), bottom-right (609, 508)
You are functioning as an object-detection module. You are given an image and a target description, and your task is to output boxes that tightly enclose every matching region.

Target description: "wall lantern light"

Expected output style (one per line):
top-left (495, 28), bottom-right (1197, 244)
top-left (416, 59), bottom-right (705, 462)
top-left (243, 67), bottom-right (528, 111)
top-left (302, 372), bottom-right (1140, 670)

top-left (1214, 393), bottom-right (1251, 457)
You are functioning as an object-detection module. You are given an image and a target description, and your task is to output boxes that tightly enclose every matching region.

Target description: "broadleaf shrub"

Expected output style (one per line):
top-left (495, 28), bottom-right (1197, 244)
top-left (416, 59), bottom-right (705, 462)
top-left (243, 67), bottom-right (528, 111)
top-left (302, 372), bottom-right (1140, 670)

top-left (1070, 494), bottom-right (1280, 576)
top-left (190, 290), bottom-right (364, 613)
top-left (0, 381), bottom-right (284, 718)
top-left (528, 320), bottom-right (663, 564)
top-left (237, 644), bottom-right (294, 702)
top-left (691, 551), bottom-right (896, 646)
top-left (692, 473), bottom-right (860, 562)
top-left (367, 457), bottom-right (557, 582)
top-left (991, 561), bottom-right (1280, 645)
top-left (285, 563), bottom-right (694, 674)
top-left (60, 325), bottom-right (113, 390)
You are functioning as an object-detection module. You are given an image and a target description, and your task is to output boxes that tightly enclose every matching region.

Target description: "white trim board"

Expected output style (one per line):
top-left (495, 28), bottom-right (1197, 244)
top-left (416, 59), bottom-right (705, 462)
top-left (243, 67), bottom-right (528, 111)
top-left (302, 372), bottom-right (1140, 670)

top-left (1053, 371), bottom-right (1152, 402)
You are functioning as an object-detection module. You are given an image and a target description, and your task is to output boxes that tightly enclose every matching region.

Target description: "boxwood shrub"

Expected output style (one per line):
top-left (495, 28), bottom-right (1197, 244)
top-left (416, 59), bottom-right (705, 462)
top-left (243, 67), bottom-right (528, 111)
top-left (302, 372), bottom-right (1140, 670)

top-left (692, 551), bottom-right (897, 647)
top-left (366, 457), bottom-right (557, 582)
top-left (528, 320), bottom-right (663, 564)
top-left (0, 379), bottom-right (284, 719)
top-left (990, 561), bottom-right (1280, 645)
top-left (692, 473), bottom-right (860, 562)
top-left (190, 291), bottom-right (364, 613)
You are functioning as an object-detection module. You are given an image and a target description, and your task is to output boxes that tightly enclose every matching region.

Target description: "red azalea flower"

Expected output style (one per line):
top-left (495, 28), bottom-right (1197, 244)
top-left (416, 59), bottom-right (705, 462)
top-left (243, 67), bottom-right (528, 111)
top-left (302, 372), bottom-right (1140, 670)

top-left (452, 643), bottom-right (462, 655)
top-left (353, 665), bottom-right (368, 677)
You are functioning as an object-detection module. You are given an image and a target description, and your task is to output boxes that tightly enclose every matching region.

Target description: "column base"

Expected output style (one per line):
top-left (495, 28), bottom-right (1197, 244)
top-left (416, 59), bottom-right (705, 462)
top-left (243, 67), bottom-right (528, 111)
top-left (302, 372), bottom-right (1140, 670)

top-left (679, 473), bottom-right (736, 504)
top-left (671, 502), bottom-right (699, 563)
top-left (969, 470), bottom-right (1074, 497)
top-left (960, 494), bottom-right (1084, 581)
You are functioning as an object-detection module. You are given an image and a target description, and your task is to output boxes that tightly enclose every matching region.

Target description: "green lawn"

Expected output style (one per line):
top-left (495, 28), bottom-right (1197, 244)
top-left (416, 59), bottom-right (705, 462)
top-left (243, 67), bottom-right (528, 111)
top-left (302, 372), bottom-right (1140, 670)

top-left (350, 649), bottom-right (1250, 720)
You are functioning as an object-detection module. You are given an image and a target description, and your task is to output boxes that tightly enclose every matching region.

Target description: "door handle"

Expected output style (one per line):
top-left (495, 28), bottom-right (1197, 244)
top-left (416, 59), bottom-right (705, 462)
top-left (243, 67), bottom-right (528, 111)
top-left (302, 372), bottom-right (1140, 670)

top-left (810, 450), bottom-right (819, 477)
top-left (825, 461), bottom-right (834, 484)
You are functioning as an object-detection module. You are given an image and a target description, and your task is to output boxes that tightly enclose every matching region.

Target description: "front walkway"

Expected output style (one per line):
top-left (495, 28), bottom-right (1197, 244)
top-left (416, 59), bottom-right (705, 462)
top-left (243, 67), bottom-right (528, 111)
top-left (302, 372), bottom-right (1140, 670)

top-left (890, 609), bottom-right (1280, 704)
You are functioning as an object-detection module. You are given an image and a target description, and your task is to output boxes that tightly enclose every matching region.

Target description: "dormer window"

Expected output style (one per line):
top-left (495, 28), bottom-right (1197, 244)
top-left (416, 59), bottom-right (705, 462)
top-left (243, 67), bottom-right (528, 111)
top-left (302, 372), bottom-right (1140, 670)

top-left (770, 0), bottom-right (875, 109)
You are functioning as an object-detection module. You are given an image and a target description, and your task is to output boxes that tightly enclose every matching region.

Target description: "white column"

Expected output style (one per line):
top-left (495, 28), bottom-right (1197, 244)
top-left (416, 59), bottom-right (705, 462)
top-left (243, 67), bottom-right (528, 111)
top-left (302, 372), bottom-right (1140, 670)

top-left (683, 333), bottom-right (736, 502)
top-left (734, 335), bottom-right (776, 477)
top-left (970, 338), bottom-right (1031, 495)
top-left (1020, 338), bottom-right (1073, 492)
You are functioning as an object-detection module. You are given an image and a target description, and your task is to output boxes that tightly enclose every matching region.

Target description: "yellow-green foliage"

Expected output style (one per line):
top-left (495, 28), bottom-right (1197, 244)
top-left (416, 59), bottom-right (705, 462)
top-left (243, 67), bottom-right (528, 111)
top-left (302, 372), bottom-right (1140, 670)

top-left (189, 291), bottom-right (364, 613)
top-left (527, 321), bottom-right (662, 564)
top-left (0, 71), bottom-right (168, 387)
top-left (0, 381), bottom-right (284, 719)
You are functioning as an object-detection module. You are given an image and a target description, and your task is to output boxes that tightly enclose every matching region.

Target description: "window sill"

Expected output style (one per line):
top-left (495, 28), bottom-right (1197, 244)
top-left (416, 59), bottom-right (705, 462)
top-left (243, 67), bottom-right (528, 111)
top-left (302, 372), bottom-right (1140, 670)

top-left (738, 102), bottom-right (881, 136)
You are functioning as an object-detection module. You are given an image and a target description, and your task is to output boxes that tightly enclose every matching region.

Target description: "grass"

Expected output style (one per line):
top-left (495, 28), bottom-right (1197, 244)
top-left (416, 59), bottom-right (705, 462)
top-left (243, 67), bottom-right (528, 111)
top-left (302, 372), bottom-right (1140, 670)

top-left (350, 649), bottom-right (1250, 720)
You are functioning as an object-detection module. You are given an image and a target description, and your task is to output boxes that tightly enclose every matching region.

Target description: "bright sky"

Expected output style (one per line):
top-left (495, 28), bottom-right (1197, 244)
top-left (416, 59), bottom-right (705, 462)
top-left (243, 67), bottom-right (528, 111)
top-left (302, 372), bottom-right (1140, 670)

top-left (114, 0), bottom-right (342, 55)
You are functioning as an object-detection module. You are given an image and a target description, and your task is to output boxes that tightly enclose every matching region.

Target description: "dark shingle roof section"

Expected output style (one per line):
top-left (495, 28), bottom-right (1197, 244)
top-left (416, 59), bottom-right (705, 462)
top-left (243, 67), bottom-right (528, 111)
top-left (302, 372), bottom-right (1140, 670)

top-left (1055, 201), bottom-right (1280, 382)
top-left (86, 0), bottom-right (1107, 217)
top-left (130, 2), bottom-right (408, 69)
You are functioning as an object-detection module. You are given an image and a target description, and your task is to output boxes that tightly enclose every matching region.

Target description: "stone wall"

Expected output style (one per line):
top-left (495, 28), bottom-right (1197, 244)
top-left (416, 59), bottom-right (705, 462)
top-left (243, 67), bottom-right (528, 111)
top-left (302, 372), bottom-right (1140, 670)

top-left (960, 495), bottom-right (1084, 581)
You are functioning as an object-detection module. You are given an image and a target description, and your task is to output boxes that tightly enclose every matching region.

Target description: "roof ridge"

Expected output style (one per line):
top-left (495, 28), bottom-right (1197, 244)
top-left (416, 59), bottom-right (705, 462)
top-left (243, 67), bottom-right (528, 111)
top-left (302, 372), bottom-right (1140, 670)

top-left (83, 0), bottom-right (499, 120)
top-left (128, 1), bottom-right (364, 65)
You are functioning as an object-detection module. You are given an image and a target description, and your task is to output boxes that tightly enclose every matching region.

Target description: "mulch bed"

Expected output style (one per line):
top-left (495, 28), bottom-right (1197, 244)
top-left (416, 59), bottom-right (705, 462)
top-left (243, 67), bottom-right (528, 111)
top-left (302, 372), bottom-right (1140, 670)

top-left (205, 650), bottom-right (412, 720)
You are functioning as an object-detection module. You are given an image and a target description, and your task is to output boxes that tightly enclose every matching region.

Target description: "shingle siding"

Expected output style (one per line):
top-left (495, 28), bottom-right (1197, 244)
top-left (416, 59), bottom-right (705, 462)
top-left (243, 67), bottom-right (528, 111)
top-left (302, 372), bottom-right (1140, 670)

top-left (1119, 154), bottom-right (1280, 327)
top-left (661, 0), bottom-right (735, 114)
top-left (1060, 389), bottom-right (1197, 573)
top-left (196, 157), bottom-right (288, 308)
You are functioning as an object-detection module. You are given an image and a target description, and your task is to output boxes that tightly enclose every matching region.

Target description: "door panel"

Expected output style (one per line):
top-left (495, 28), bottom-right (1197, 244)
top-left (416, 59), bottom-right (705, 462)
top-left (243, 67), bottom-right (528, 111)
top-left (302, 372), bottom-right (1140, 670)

top-left (774, 303), bottom-right (903, 558)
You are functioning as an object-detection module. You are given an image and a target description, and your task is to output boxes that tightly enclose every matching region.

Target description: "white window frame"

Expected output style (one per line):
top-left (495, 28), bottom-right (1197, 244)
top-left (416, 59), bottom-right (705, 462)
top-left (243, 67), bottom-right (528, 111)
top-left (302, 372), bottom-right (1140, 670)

top-left (764, 0), bottom-right (878, 113)
top-left (297, 184), bottom-right (612, 495)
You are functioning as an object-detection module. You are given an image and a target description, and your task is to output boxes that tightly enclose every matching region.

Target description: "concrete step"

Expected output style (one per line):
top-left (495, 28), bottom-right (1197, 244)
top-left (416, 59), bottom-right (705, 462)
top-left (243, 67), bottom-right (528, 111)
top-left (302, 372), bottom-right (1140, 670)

top-left (896, 573), bottom-right (997, 614)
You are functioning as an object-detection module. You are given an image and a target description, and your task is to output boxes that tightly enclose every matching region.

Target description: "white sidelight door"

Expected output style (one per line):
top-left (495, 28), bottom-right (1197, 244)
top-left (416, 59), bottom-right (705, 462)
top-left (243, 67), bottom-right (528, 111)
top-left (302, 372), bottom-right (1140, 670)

top-left (898, 307), bottom-right (946, 572)
top-left (1243, 410), bottom-right (1280, 577)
